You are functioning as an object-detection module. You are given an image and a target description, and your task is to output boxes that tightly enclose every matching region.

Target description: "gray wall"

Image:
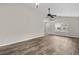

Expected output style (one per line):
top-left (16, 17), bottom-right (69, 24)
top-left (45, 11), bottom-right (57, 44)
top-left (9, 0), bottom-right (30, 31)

top-left (0, 3), bottom-right (79, 46)
top-left (0, 3), bottom-right (44, 46)
top-left (40, 3), bottom-right (79, 17)
top-left (49, 16), bottom-right (79, 38)
top-left (40, 3), bottom-right (79, 38)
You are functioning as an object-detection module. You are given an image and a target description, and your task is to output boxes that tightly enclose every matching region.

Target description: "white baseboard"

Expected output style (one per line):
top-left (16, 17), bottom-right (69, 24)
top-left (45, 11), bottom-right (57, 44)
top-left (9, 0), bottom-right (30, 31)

top-left (0, 33), bottom-right (44, 46)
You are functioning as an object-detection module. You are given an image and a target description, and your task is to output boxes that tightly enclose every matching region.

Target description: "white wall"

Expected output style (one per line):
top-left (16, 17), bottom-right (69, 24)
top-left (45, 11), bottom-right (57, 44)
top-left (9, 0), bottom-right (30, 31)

top-left (0, 3), bottom-right (44, 46)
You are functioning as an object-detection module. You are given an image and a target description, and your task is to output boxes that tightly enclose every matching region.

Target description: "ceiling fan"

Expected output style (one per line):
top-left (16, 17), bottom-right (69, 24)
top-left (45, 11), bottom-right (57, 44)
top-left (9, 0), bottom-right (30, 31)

top-left (47, 8), bottom-right (56, 18)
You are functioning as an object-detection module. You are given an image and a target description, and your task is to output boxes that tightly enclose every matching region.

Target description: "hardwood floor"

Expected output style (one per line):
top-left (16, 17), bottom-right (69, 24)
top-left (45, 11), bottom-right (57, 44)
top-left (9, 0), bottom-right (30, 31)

top-left (0, 35), bottom-right (79, 55)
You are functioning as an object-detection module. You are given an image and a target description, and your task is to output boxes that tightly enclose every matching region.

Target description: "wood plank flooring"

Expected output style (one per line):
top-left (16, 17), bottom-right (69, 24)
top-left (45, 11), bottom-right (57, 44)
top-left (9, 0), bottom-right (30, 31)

top-left (0, 35), bottom-right (79, 55)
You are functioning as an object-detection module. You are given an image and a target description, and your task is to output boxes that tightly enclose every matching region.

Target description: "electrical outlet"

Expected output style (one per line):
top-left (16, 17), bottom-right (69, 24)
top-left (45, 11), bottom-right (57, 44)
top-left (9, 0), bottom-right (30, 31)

top-left (55, 23), bottom-right (69, 32)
